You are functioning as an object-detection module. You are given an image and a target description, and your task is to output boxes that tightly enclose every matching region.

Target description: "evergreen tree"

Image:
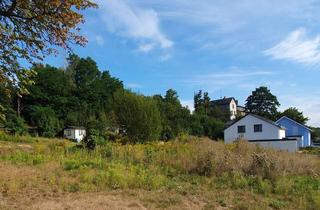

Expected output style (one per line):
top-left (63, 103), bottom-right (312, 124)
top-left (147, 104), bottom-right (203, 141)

top-left (245, 86), bottom-right (280, 120)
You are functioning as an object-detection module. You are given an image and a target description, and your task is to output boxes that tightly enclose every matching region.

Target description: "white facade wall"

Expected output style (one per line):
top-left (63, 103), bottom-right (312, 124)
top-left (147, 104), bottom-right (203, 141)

top-left (250, 140), bottom-right (298, 152)
top-left (224, 115), bottom-right (285, 143)
top-left (279, 129), bottom-right (286, 139)
top-left (229, 99), bottom-right (238, 120)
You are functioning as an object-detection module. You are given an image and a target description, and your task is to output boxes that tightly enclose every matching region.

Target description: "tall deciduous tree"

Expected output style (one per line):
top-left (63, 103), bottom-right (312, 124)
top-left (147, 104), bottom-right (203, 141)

top-left (114, 90), bottom-right (162, 143)
top-left (245, 86), bottom-right (280, 120)
top-left (279, 107), bottom-right (309, 125)
top-left (0, 0), bottom-right (97, 90)
top-left (153, 89), bottom-right (191, 140)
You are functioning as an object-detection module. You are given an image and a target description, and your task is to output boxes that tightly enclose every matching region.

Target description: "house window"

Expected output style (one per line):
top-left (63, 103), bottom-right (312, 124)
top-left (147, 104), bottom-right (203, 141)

top-left (79, 130), bottom-right (84, 135)
top-left (67, 130), bottom-right (71, 136)
top-left (238, 125), bottom-right (246, 133)
top-left (254, 124), bottom-right (263, 132)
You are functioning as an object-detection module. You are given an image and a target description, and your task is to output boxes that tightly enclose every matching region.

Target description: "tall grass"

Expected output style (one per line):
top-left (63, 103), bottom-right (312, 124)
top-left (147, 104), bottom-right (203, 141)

top-left (0, 133), bottom-right (320, 209)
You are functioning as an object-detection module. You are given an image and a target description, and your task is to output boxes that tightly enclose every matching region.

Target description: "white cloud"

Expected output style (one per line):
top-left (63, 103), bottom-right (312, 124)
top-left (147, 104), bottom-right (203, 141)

top-left (186, 68), bottom-right (274, 88)
top-left (159, 53), bottom-right (172, 62)
top-left (279, 94), bottom-right (320, 127)
top-left (180, 100), bottom-right (194, 112)
top-left (264, 28), bottom-right (320, 65)
top-left (137, 0), bottom-right (320, 39)
top-left (137, 43), bottom-right (155, 53)
top-left (126, 83), bottom-right (142, 89)
top-left (97, 0), bottom-right (173, 52)
top-left (94, 35), bottom-right (105, 46)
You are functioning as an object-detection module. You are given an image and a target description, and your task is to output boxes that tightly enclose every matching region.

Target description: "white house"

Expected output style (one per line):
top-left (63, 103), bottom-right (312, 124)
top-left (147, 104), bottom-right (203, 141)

top-left (64, 126), bottom-right (86, 142)
top-left (224, 114), bottom-right (298, 152)
top-left (211, 97), bottom-right (239, 120)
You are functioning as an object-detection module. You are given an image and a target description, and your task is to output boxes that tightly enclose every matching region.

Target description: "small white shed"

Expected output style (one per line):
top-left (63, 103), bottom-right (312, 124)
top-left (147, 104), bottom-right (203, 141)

top-left (64, 126), bottom-right (86, 142)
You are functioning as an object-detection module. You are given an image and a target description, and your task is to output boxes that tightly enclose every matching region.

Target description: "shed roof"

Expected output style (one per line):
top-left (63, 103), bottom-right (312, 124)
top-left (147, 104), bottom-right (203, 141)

top-left (65, 126), bottom-right (86, 130)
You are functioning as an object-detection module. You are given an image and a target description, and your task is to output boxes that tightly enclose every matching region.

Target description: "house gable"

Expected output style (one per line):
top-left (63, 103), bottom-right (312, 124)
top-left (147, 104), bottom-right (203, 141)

top-left (225, 114), bottom-right (284, 131)
top-left (276, 116), bottom-right (311, 147)
top-left (276, 116), bottom-right (312, 132)
top-left (224, 114), bottom-right (285, 143)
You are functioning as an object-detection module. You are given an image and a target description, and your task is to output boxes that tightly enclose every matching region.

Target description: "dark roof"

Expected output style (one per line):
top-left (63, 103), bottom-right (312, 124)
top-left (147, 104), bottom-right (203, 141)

top-left (225, 120), bottom-right (236, 128)
top-left (224, 113), bottom-right (285, 130)
top-left (248, 138), bottom-right (297, 142)
top-left (276, 116), bottom-right (312, 131)
top-left (286, 135), bottom-right (303, 137)
top-left (65, 126), bottom-right (86, 130)
top-left (211, 97), bottom-right (237, 106)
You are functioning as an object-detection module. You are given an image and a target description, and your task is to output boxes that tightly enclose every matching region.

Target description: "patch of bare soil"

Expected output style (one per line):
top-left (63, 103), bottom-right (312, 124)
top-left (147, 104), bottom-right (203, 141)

top-left (1, 191), bottom-right (206, 210)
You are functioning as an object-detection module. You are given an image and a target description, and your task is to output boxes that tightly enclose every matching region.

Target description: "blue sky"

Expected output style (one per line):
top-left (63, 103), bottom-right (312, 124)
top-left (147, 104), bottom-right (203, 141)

top-left (45, 0), bottom-right (320, 126)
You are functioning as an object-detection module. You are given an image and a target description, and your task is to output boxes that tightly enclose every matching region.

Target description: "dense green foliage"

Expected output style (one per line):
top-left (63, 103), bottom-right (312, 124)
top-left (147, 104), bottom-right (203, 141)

top-left (191, 90), bottom-right (226, 139)
top-left (278, 107), bottom-right (309, 125)
top-left (153, 89), bottom-right (191, 140)
top-left (0, 55), bottom-right (228, 143)
top-left (1, 56), bottom-right (313, 143)
top-left (245, 86), bottom-right (280, 120)
top-left (311, 127), bottom-right (320, 143)
top-left (114, 90), bottom-right (162, 142)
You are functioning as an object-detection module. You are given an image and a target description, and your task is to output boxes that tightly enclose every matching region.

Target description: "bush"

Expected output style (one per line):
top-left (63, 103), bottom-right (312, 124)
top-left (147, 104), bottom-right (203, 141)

top-left (4, 114), bottom-right (28, 135)
top-left (29, 106), bottom-right (61, 137)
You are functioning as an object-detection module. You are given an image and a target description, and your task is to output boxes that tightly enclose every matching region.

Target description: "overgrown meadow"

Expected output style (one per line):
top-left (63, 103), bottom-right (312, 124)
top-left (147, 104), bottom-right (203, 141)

top-left (0, 132), bottom-right (320, 209)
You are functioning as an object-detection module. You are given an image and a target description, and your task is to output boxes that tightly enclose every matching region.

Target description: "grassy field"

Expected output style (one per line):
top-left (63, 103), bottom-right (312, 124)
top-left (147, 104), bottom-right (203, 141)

top-left (0, 132), bottom-right (319, 210)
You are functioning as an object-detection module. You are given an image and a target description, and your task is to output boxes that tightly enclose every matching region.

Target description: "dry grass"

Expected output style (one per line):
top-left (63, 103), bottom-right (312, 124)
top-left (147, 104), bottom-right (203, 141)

top-left (0, 134), bottom-right (320, 209)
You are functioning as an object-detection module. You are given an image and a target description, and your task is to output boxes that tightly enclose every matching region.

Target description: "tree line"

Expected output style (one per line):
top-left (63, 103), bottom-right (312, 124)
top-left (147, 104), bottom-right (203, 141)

top-left (0, 55), bottom-right (315, 143)
top-left (0, 55), bottom-right (229, 143)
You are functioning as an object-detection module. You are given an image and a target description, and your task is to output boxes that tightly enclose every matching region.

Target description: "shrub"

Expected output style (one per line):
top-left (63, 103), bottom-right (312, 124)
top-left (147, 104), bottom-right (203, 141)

top-left (61, 159), bottom-right (105, 171)
top-left (4, 114), bottom-right (28, 135)
top-left (188, 152), bottom-right (213, 176)
top-left (269, 199), bottom-right (286, 209)
top-left (247, 152), bottom-right (278, 181)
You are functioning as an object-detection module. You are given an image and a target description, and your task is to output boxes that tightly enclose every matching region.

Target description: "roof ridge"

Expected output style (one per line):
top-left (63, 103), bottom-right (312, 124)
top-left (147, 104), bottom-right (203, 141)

top-left (276, 116), bottom-right (312, 131)
top-left (224, 113), bottom-right (285, 130)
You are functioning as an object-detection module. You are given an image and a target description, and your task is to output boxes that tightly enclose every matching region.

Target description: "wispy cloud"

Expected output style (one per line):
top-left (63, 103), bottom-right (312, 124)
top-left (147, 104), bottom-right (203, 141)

top-left (186, 68), bottom-right (274, 88)
top-left (279, 94), bottom-right (320, 127)
top-left (126, 83), bottom-right (142, 89)
top-left (97, 0), bottom-right (173, 52)
top-left (136, 0), bottom-right (320, 52)
top-left (264, 28), bottom-right (320, 66)
top-left (94, 35), bottom-right (105, 46)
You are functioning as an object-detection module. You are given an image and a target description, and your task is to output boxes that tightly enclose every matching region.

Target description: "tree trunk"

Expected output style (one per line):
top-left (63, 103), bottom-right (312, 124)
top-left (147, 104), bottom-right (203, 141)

top-left (17, 96), bottom-right (21, 118)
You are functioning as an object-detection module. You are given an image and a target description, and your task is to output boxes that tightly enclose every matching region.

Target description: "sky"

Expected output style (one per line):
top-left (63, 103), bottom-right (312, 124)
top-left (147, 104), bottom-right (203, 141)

top-left (45, 0), bottom-right (320, 127)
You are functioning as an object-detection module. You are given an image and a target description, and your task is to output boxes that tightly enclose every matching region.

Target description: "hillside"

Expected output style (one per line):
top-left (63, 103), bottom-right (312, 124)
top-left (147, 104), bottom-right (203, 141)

top-left (0, 133), bottom-right (319, 210)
